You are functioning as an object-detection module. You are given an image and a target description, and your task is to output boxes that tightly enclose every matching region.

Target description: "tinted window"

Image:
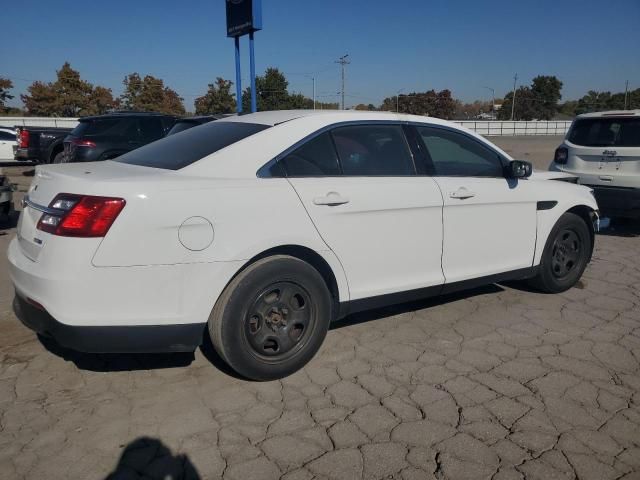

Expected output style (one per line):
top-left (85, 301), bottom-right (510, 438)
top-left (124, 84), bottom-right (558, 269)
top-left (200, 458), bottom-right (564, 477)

top-left (138, 118), bottom-right (164, 143)
top-left (417, 127), bottom-right (504, 177)
top-left (167, 121), bottom-right (200, 136)
top-left (0, 131), bottom-right (14, 141)
top-left (331, 125), bottom-right (414, 176)
top-left (569, 118), bottom-right (640, 147)
top-left (115, 121), bottom-right (270, 170)
top-left (71, 118), bottom-right (139, 137)
top-left (280, 132), bottom-right (340, 176)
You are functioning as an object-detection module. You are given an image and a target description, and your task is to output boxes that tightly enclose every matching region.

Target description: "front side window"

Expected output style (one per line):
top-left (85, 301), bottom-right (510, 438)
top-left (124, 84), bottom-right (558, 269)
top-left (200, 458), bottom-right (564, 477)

top-left (280, 132), bottom-right (340, 176)
top-left (417, 126), bottom-right (504, 177)
top-left (331, 125), bottom-right (415, 176)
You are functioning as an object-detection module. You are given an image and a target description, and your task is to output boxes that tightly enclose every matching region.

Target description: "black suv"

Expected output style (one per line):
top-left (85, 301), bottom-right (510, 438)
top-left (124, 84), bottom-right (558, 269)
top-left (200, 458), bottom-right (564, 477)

top-left (62, 112), bottom-right (178, 163)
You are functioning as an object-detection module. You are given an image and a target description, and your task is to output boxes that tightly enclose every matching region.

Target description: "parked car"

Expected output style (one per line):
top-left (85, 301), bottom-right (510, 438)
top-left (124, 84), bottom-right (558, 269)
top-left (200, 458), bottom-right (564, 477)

top-left (550, 110), bottom-right (640, 219)
top-left (0, 168), bottom-right (15, 221)
top-left (166, 115), bottom-right (229, 136)
top-left (0, 127), bottom-right (17, 160)
top-left (62, 112), bottom-right (178, 163)
top-left (13, 126), bottom-right (72, 163)
top-left (9, 110), bottom-right (599, 380)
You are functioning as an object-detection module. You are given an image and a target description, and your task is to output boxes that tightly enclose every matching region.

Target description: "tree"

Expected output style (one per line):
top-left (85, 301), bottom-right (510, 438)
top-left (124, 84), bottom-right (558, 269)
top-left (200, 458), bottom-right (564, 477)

top-left (530, 75), bottom-right (563, 120)
top-left (0, 77), bottom-right (14, 112)
top-left (354, 103), bottom-right (377, 111)
top-left (381, 89), bottom-right (456, 119)
top-left (497, 86), bottom-right (537, 120)
top-left (194, 78), bottom-right (236, 114)
top-left (21, 62), bottom-right (117, 116)
top-left (121, 73), bottom-right (185, 115)
top-left (453, 100), bottom-right (495, 119)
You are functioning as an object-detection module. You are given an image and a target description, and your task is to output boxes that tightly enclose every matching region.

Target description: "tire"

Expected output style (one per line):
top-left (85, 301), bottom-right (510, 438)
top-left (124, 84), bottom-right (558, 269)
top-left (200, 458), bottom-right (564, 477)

top-left (52, 151), bottom-right (65, 164)
top-left (528, 212), bottom-right (592, 293)
top-left (209, 255), bottom-right (332, 380)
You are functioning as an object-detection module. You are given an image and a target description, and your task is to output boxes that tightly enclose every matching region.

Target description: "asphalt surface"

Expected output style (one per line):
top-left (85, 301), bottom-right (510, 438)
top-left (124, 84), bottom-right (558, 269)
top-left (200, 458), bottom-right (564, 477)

top-left (1, 136), bottom-right (639, 480)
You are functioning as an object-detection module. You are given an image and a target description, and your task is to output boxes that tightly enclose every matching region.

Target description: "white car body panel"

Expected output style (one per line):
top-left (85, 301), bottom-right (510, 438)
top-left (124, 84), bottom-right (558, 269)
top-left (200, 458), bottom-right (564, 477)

top-left (0, 128), bottom-right (16, 160)
top-left (7, 110), bottom-right (598, 352)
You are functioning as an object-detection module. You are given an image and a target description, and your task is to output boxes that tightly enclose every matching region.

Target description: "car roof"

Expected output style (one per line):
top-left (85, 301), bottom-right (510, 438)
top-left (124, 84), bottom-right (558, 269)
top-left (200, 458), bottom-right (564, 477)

top-left (217, 109), bottom-right (460, 127)
top-left (80, 111), bottom-right (178, 121)
top-left (576, 109), bottom-right (640, 119)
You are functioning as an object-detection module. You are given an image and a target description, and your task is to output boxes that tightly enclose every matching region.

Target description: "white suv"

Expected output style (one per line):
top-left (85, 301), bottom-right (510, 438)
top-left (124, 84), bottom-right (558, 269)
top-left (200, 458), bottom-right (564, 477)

top-left (550, 110), bottom-right (640, 219)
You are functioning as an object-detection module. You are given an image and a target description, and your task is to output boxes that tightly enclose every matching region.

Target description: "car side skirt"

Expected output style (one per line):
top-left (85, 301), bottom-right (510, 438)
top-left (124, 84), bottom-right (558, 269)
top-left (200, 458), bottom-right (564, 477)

top-left (337, 266), bottom-right (538, 319)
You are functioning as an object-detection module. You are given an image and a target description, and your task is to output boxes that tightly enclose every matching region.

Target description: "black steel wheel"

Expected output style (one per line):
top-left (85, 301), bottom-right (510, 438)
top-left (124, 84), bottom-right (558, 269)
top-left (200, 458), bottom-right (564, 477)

top-left (209, 255), bottom-right (332, 380)
top-left (528, 212), bottom-right (592, 293)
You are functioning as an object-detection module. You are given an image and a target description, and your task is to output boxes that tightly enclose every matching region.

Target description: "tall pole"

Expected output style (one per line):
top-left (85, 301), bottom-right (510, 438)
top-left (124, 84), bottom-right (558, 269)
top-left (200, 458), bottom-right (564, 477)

top-left (624, 80), bottom-right (629, 110)
top-left (313, 77), bottom-right (316, 110)
top-left (483, 86), bottom-right (495, 117)
top-left (249, 32), bottom-right (257, 113)
top-left (396, 88), bottom-right (405, 112)
top-left (510, 73), bottom-right (518, 121)
top-left (234, 37), bottom-right (242, 113)
top-left (335, 54), bottom-right (350, 110)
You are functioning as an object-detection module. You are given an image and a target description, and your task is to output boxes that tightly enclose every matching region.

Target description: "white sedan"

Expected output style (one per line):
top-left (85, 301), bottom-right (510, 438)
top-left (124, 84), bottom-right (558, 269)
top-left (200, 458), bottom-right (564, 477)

top-left (8, 111), bottom-right (599, 380)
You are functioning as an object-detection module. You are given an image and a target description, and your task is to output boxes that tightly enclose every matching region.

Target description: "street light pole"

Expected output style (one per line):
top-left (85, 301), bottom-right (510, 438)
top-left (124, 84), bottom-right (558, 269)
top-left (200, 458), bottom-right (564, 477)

top-left (510, 73), bottom-right (518, 121)
top-left (483, 86), bottom-right (495, 117)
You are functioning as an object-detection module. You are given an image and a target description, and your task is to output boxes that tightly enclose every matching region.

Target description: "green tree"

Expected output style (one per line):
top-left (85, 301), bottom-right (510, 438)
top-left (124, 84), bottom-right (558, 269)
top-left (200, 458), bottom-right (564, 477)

top-left (21, 63), bottom-right (117, 116)
top-left (497, 87), bottom-right (537, 120)
top-left (381, 89), bottom-right (456, 119)
top-left (0, 77), bottom-right (14, 113)
top-left (530, 75), bottom-right (563, 120)
top-left (194, 78), bottom-right (236, 114)
top-left (121, 73), bottom-right (185, 115)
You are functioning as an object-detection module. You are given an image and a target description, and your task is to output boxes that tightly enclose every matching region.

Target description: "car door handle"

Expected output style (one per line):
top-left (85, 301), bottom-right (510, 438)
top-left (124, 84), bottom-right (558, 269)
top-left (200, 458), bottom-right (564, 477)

top-left (313, 192), bottom-right (350, 206)
top-left (449, 187), bottom-right (476, 199)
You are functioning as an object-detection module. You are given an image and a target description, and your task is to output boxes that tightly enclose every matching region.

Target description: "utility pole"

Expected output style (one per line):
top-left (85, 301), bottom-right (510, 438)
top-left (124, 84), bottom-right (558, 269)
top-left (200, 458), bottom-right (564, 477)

top-left (335, 54), bottom-right (350, 110)
top-left (510, 73), bottom-right (518, 121)
top-left (624, 80), bottom-right (629, 110)
top-left (396, 88), bottom-right (405, 112)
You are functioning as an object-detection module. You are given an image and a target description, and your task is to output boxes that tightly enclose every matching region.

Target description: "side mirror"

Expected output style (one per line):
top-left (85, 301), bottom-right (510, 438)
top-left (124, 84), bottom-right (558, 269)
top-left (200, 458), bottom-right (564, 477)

top-left (507, 160), bottom-right (532, 179)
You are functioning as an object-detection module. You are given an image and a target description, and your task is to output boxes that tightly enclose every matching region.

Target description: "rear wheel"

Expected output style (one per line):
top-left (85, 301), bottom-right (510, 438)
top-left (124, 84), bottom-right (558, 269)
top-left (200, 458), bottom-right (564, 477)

top-left (52, 151), bottom-right (65, 164)
top-left (209, 255), bottom-right (332, 380)
top-left (528, 212), bottom-right (592, 293)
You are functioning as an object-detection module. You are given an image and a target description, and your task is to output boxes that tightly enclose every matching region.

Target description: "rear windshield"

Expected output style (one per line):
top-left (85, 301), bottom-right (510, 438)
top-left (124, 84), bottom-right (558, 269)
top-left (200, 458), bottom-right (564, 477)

top-left (569, 117), bottom-right (640, 147)
top-left (115, 121), bottom-right (270, 170)
top-left (72, 118), bottom-right (138, 137)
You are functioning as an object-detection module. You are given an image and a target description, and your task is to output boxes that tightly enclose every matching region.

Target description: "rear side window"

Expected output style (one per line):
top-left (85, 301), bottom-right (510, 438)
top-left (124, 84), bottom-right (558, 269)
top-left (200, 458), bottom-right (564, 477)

top-left (280, 132), bottom-right (341, 176)
top-left (417, 126), bottom-right (504, 177)
top-left (138, 118), bottom-right (164, 143)
top-left (569, 118), bottom-right (640, 147)
top-left (115, 121), bottom-right (270, 170)
top-left (331, 125), bottom-right (415, 176)
top-left (0, 131), bottom-right (14, 141)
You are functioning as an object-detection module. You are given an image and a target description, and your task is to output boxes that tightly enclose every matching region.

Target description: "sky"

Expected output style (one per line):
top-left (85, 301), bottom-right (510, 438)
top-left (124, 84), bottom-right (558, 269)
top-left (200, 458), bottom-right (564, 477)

top-left (1, 0), bottom-right (639, 111)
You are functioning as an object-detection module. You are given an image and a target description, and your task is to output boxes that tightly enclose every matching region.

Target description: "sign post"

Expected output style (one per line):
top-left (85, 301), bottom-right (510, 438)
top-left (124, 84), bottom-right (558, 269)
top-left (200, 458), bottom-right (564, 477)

top-left (226, 0), bottom-right (262, 113)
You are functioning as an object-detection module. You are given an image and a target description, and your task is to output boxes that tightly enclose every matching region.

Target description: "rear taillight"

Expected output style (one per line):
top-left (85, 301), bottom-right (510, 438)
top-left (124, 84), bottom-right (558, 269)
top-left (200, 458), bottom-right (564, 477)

top-left (19, 130), bottom-right (29, 148)
top-left (70, 138), bottom-right (96, 148)
top-left (554, 146), bottom-right (568, 164)
top-left (36, 194), bottom-right (126, 237)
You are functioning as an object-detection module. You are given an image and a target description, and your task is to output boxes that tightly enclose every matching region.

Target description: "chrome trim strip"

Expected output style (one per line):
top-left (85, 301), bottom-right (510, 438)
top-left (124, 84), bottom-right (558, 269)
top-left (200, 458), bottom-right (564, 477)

top-left (22, 196), bottom-right (65, 216)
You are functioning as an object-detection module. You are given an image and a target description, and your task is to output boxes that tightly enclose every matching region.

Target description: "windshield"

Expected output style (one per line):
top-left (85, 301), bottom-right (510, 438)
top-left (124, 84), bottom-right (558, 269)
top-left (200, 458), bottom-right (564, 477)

top-left (166, 121), bottom-right (201, 136)
top-left (568, 117), bottom-right (640, 147)
top-left (115, 121), bottom-right (270, 170)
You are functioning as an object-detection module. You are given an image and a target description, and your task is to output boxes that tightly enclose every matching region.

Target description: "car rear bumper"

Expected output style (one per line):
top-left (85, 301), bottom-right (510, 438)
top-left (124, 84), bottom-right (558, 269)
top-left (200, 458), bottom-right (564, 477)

top-left (13, 293), bottom-right (205, 353)
top-left (14, 148), bottom-right (34, 161)
top-left (587, 185), bottom-right (640, 219)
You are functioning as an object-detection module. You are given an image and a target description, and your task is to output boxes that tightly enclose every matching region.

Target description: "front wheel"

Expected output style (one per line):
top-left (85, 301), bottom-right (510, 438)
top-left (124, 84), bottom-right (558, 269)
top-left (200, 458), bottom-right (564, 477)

top-left (208, 255), bottom-right (332, 380)
top-left (528, 212), bottom-right (592, 293)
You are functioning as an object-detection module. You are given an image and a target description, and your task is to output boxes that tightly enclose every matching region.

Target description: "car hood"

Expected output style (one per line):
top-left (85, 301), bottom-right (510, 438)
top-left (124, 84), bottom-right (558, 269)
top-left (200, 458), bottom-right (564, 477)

top-left (529, 170), bottom-right (577, 181)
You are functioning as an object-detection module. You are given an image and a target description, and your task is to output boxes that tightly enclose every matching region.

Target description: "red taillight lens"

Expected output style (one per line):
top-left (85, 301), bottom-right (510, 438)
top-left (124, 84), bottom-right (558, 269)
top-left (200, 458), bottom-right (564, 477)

top-left (19, 130), bottom-right (29, 148)
top-left (71, 138), bottom-right (96, 148)
top-left (554, 147), bottom-right (568, 164)
top-left (36, 194), bottom-right (126, 237)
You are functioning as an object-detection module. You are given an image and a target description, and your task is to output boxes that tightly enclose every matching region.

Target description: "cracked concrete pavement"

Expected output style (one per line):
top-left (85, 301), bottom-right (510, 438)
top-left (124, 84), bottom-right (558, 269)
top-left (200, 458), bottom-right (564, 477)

top-left (1, 137), bottom-right (639, 480)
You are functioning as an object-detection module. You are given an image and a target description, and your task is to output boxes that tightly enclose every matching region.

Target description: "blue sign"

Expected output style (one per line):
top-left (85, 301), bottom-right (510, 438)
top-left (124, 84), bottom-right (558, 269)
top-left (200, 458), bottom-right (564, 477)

top-left (226, 0), bottom-right (262, 38)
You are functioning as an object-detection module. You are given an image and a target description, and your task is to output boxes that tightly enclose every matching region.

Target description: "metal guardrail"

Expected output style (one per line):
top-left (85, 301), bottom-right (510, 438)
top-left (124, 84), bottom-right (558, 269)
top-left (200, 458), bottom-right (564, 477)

top-left (0, 117), bottom-right (572, 136)
top-left (0, 117), bottom-right (79, 129)
top-left (454, 120), bottom-right (572, 136)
